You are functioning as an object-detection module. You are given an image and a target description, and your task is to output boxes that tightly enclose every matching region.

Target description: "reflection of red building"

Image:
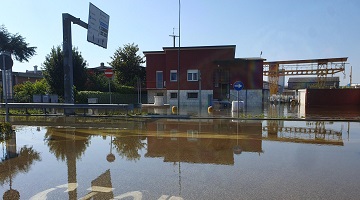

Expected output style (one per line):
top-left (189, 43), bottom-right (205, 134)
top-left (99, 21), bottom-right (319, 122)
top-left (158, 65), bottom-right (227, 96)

top-left (144, 119), bottom-right (263, 165)
top-left (144, 45), bottom-right (264, 106)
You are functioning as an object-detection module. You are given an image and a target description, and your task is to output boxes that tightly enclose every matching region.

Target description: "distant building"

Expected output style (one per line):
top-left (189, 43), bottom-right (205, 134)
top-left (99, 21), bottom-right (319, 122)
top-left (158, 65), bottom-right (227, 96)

top-left (0, 65), bottom-right (43, 101)
top-left (288, 77), bottom-right (340, 90)
top-left (13, 65), bottom-right (44, 85)
top-left (1, 65), bottom-right (44, 86)
top-left (87, 62), bottom-right (112, 74)
top-left (144, 45), bottom-right (265, 106)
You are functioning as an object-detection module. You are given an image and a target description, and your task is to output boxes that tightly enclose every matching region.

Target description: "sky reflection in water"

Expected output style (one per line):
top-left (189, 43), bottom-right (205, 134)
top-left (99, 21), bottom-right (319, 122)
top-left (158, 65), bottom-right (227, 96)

top-left (0, 117), bottom-right (359, 200)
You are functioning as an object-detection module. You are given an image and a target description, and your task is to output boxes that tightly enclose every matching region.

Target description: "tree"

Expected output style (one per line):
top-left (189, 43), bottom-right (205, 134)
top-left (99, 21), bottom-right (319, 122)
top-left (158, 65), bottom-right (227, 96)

top-left (109, 43), bottom-right (145, 87)
top-left (0, 25), bottom-right (36, 62)
top-left (84, 71), bottom-right (111, 92)
top-left (42, 46), bottom-right (88, 97)
top-left (13, 79), bottom-right (50, 102)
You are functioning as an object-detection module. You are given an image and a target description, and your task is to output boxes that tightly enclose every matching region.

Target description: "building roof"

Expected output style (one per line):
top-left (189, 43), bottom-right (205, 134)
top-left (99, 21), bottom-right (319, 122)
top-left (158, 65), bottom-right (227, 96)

top-left (144, 45), bottom-right (236, 54)
top-left (88, 62), bottom-right (112, 72)
top-left (288, 77), bottom-right (340, 83)
top-left (237, 57), bottom-right (266, 61)
top-left (214, 57), bottom-right (266, 65)
top-left (264, 57), bottom-right (348, 65)
top-left (163, 45), bottom-right (236, 51)
top-left (143, 51), bottom-right (165, 55)
top-left (12, 72), bottom-right (43, 78)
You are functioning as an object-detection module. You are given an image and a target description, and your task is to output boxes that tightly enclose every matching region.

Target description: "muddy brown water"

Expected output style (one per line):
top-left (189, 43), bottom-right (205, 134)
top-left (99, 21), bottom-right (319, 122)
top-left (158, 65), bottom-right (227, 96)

top-left (0, 116), bottom-right (359, 199)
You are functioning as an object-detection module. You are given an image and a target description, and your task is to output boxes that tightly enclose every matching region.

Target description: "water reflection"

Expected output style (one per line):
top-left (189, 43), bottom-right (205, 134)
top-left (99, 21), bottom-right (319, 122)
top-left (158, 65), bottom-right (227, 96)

top-left (0, 117), bottom-right (358, 199)
top-left (142, 103), bottom-right (360, 119)
top-left (264, 121), bottom-right (343, 145)
top-left (37, 118), bottom-right (346, 166)
top-left (113, 134), bottom-right (146, 161)
top-left (0, 131), bottom-right (41, 200)
top-left (44, 127), bottom-right (91, 200)
top-left (145, 119), bottom-right (263, 165)
top-left (82, 169), bottom-right (114, 199)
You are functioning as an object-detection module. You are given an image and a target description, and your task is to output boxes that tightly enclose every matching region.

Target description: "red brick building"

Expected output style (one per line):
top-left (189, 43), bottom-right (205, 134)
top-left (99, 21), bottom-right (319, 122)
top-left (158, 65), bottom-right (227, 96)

top-left (144, 45), bottom-right (264, 106)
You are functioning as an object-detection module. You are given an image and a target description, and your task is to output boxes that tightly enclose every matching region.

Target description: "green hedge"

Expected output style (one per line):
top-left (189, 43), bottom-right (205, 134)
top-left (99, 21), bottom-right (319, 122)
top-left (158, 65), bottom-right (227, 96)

top-left (76, 91), bottom-right (147, 104)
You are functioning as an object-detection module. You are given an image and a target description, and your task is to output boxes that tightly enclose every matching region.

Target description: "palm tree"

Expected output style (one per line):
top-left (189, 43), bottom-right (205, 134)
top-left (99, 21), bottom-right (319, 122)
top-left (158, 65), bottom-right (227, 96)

top-left (0, 25), bottom-right (36, 62)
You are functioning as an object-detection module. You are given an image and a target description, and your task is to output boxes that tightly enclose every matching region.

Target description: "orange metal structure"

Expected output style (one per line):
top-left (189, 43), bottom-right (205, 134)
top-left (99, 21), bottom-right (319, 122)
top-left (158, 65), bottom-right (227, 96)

top-left (263, 57), bottom-right (348, 95)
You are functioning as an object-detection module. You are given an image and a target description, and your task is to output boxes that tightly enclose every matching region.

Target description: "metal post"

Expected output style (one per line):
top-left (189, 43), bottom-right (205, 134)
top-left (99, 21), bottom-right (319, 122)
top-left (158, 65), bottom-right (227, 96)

top-left (177, 0), bottom-right (181, 115)
top-left (108, 79), bottom-right (111, 104)
top-left (2, 53), bottom-right (9, 122)
top-left (237, 90), bottom-right (239, 118)
top-left (62, 13), bottom-right (88, 115)
top-left (62, 13), bottom-right (74, 105)
top-left (245, 89), bottom-right (248, 115)
top-left (198, 70), bottom-right (201, 116)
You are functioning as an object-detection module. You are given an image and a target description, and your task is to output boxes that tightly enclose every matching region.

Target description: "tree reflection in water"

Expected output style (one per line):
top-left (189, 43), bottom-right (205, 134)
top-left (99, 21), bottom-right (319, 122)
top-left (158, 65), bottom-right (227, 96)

top-left (44, 127), bottom-right (91, 200)
top-left (44, 127), bottom-right (91, 160)
top-left (112, 133), bottom-right (146, 161)
top-left (0, 131), bottom-right (41, 200)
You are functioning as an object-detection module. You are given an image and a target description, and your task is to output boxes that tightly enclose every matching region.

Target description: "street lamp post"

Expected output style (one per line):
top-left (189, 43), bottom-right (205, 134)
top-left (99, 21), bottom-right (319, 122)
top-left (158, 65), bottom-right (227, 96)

top-left (1, 51), bottom-right (12, 122)
top-left (177, 0), bottom-right (181, 115)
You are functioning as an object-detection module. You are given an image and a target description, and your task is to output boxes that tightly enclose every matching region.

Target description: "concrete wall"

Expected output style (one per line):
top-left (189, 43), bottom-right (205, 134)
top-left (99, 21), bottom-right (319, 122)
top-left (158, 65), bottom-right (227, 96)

top-left (148, 89), bottom-right (213, 106)
top-left (167, 90), bottom-right (213, 107)
top-left (147, 90), bottom-right (167, 104)
top-left (229, 89), bottom-right (263, 107)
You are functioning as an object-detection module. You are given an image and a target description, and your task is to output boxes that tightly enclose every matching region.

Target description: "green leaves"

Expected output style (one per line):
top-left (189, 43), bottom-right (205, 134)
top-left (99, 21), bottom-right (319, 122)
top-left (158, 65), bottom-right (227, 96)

top-left (0, 25), bottom-right (36, 62)
top-left (109, 43), bottom-right (145, 87)
top-left (13, 79), bottom-right (50, 102)
top-left (42, 46), bottom-right (88, 97)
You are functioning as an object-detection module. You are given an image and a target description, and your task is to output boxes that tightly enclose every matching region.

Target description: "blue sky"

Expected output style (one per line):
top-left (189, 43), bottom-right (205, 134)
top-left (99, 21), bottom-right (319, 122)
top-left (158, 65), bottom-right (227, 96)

top-left (1, 0), bottom-right (359, 85)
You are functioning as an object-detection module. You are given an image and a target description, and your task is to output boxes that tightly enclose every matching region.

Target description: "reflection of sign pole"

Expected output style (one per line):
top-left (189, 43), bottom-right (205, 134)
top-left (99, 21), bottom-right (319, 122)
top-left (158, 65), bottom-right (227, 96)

top-left (234, 81), bottom-right (244, 118)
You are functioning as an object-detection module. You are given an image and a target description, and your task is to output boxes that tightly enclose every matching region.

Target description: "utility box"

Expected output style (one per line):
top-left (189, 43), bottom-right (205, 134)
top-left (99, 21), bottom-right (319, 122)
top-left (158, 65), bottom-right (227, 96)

top-left (42, 95), bottom-right (50, 103)
top-left (49, 94), bottom-right (58, 103)
top-left (88, 98), bottom-right (98, 104)
top-left (88, 98), bottom-right (98, 115)
top-left (33, 95), bottom-right (42, 103)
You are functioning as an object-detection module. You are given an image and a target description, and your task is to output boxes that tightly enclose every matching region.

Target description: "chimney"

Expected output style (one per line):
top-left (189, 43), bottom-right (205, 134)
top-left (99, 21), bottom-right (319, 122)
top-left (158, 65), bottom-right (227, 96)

top-left (34, 65), bottom-right (38, 74)
top-left (100, 62), bottom-right (104, 67)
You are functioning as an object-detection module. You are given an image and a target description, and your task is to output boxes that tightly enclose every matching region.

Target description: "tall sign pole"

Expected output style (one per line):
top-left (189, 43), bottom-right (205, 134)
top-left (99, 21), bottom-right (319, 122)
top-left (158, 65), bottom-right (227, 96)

top-left (104, 68), bottom-right (113, 104)
top-left (1, 51), bottom-right (13, 122)
top-left (234, 81), bottom-right (244, 118)
top-left (177, 0), bottom-right (181, 115)
top-left (62, 13), bottom-right (87, 115)
top-left (62, 13), bottom-right (74, 105)
top-left (62, 3), bottom-right (109, 115)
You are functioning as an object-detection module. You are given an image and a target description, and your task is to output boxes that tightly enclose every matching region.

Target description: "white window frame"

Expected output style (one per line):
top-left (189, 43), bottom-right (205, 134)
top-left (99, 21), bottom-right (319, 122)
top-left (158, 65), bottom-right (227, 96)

top-left (170, 92), bottom-right (178, 99)
top-left (187, 69), bottom-right (198, 81)
top-left (156, 71), bottom-right (163, 89)
top-left (187, 92), bottom-right (198, 99)
top-left (170, 70), bottom-right (177, 82)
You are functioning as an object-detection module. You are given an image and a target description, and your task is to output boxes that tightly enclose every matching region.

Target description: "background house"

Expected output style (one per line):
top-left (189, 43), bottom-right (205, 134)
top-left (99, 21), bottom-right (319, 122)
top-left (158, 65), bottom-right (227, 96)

top-left (144, 45), bottom-right (264, 107)
top-left (0, 66), bottom-right (43, 100)
top-left (288, 77), bottom-right (340, 90)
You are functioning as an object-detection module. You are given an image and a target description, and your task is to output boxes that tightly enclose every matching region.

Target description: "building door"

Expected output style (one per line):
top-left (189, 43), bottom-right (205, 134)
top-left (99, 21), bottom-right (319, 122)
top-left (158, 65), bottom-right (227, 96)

top-left (156, 71), bottom-right (163, 89)
top-left (213, 69), bottom-right (230, 100)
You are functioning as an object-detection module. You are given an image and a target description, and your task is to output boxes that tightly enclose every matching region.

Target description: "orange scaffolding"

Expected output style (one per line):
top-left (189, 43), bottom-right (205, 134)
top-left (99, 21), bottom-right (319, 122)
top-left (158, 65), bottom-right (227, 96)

top-left (263, 57), bottom-right (348, 95)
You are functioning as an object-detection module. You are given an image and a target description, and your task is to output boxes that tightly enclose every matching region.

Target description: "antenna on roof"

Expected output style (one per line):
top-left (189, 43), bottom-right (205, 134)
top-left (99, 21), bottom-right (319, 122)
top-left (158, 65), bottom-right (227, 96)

top-left (169, 28), bottom-right (179, 47)
top-left (260, 51), bottom-right (263, 58)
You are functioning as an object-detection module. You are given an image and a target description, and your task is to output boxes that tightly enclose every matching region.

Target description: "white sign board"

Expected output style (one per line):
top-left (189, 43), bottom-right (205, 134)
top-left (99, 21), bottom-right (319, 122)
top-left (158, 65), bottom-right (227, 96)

top-left (87, 3), bottom-right (109, 49)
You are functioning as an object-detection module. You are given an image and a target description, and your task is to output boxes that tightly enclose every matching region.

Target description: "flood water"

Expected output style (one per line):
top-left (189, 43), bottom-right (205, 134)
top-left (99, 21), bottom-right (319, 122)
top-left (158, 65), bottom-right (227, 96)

top-left (0, 116), bottom-right (359, 199)
top-left (142, 103), bottom-right (360, 120)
